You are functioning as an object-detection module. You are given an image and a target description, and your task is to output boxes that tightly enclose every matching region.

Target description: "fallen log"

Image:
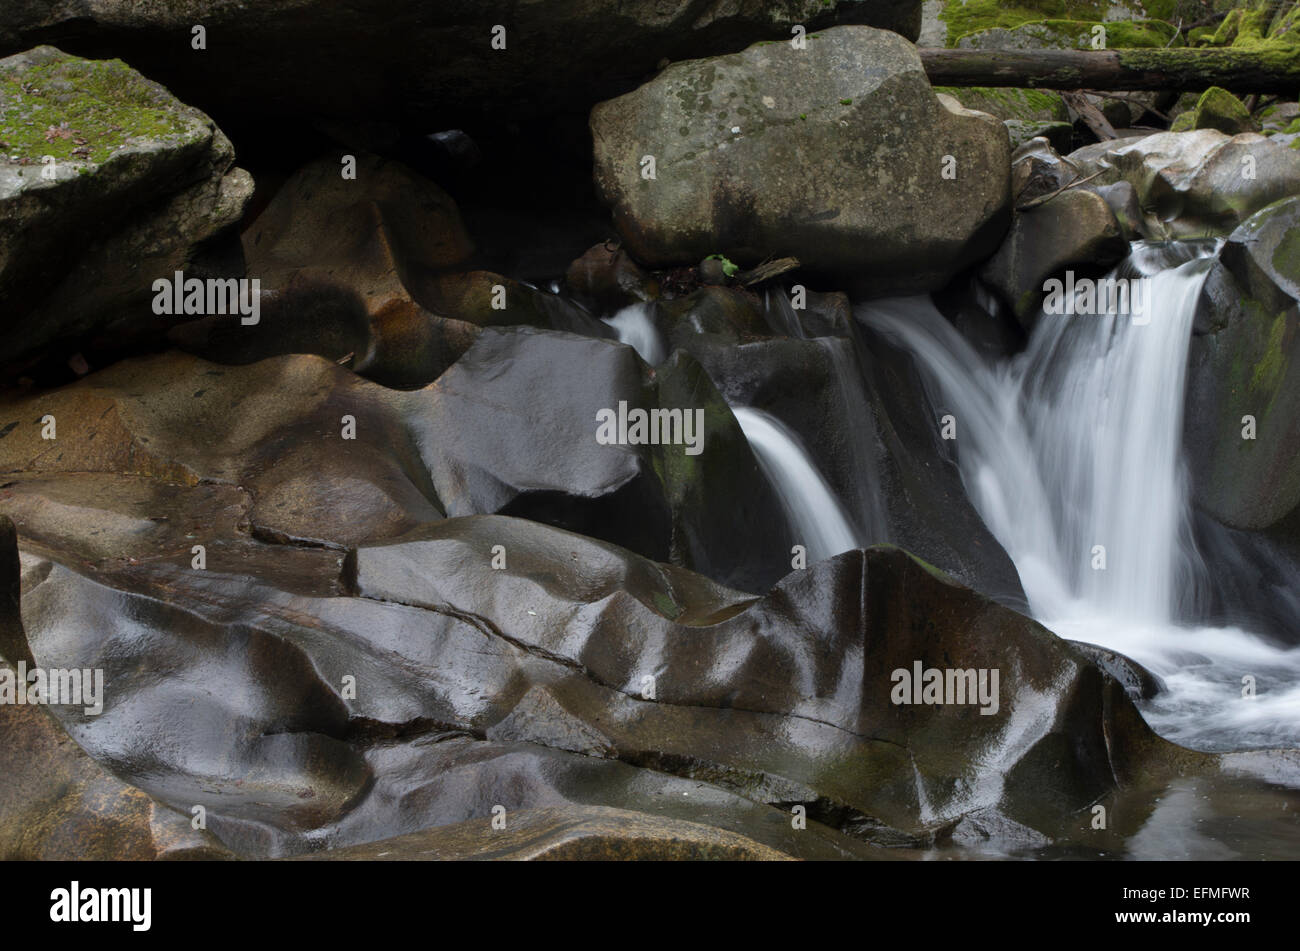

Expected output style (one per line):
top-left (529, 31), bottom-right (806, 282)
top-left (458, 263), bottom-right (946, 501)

top-left (920, 48), bottom-right (1300, 95)
top-left (1060, 91), bottom-right (1118, 141)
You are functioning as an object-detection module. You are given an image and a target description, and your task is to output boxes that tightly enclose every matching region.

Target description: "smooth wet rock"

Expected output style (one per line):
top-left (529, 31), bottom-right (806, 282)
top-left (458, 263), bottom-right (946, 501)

top-left (591, 26), bottom-right (1010, 296)
top-left (0, 473), bottom-right (348, 596)
top-left (1090, 181), bottom-right (1144, 241)
top-left (0, 518), bottom-right (231, 860)
top-left (419, 270), bottom-right (611, 339)
top-left (1189, 509), bottom-right (1300, 645)
top-left (168, 152), bottom-right (489, 386)
top-left (565, 243), bottom-right (658, 313)
top-left (15, 553), bottom-right (373, 854)
top-left (0, 701), bottom-right (232, 860)
top-left (1004, 119), bottom-right (1073, 153)
top-left (12, 492), bottom-right (1291, 858)
top-left (0, 352), bottom-right (445, 547)
top-left (677, 328), bottom-right (1025, 604)
top-left (1185, 195), bottom-right (1300, 531)
top-left (653, 349), bottom-right (793, 592)
top-left (1067, 130), bottom-right (1300, 239)
top-left (0, 46), bottom-right (252, 373)
top-left (981, 188), bottom-right (1128, 325)
top-left (1009, 138), bottom-right (1075, 204)
top-left (1067, 641), bottom-right (1166, 702)
top-left (242, 151), bottom-right (473, 313)
top-left (412, 327), bottom-right (785, 590)
top-left (300, 805), bottom-right (797, 861)
top-left (659, 286), bottom-right (771, 346)
top-left (0, 328), bottom-right (796, 589)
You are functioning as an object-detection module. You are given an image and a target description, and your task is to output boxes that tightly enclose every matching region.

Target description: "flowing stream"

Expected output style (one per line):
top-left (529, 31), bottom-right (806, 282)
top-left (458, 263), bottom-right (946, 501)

top-left (731, 406), bottom-right (860, 564)
top-left (602, 302), bottom-right (666, 366)
top-left (861, 243), bottom-right (1300, 752)
top-left (600, 296), bottom-right (866, 560)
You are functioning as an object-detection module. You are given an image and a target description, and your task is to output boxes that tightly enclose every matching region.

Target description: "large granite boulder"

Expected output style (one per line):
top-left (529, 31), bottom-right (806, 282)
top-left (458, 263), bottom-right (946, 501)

top-left (1185, 195), bottom-right (1300, 531)
top-left (0, 46), bottom-right (252, 373)
top-left (240, 152), bottom-right (473, 310)
top-left (0, 2), bottom-right (922, 130)
top-left (591, 26), bottom-right (1011, 296)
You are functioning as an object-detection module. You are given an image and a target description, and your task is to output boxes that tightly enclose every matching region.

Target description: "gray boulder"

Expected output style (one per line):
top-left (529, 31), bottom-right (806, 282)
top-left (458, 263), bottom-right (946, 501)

top-left (1067, 130), bottom-right (1300, 240)
top-left (0, 46), bottom-right (252, 372)
top-left (981, 187), bottom-right (1128, 326)
top-left (591, 26), bottom-right (1011, 296)
top-left (1185, 195), bottom-right (1300, 531)
top-left (0, 2), bottom-right (921, 129)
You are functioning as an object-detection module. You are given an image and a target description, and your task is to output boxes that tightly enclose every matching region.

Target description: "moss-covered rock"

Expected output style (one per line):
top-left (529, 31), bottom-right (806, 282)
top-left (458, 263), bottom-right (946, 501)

top-left (1190, 0), bottom-right (1300, 53)
top-left (1170, 86), bottom-right (1259, 135)
top-left (1258, 100), bottom-right (1300, 134)
top-left (955, 17), bottom-right (1181, 50)
top-left (933, 85), bottom-right (1069, 122)
top-left (939, 0), bottom-right (1172, 47)
top-left (1185, 195), bottom-right (1300, 531)
top-left (0, 46), bottom-right (252, 374)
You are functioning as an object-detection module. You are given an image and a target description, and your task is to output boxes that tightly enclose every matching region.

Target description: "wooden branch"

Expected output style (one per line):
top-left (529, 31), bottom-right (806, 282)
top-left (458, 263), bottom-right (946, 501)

top-left (1061, 91), bottom-right (1118, 141)
top-left (1015, 169), bottom-right (1106, 212)
top-left (737, 257), bottom-right (800, 287)
top-left (921, 47), bottom-right (1300, 94)
top-left (1080, 90), bottom-right (1172, 121)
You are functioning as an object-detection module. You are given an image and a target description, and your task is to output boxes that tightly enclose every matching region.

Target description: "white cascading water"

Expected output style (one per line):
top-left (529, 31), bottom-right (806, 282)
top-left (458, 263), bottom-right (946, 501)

top-left (602, 302), bottom-right (666, 366)
top-left (732, 406), bottom-right (861, 564)
top-left (861, 243), bottom-right (1300, 751)
top-left (602, 298), bottom-right (862, 561)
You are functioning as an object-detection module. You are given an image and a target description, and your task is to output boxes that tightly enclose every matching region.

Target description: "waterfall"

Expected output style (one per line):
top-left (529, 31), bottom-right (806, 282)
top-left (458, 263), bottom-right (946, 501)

top-left (763, 286), bottom-right (806, 339)
top-left (602, 302), bottom-right (665, 366)
top-left (861, 243), bottom-right (1300, 751)
top-left (732, 406), bottom-right (860, 564)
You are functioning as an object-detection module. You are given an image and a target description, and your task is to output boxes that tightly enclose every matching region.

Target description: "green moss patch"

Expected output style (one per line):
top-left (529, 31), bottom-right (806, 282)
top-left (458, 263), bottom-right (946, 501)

top-left (939, 0), bottom-right (1182, 47)
top-left (1250, 311), bottom-right (1288, 394)
top-left (1274, 224), bottom-right (1300, 286)
top-left (940, 0), bottom-right (1112, 47)
top-left (0, 51), bottom-right (193, 166)
top-left (1174, 85), bottom-right (1257, 134)
top-left (934, 85), bottom-right (1068, 121)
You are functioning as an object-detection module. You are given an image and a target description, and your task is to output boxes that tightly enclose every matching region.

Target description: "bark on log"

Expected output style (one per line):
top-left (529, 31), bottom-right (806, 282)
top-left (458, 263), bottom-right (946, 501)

top-left (920, 48), bottom-right (1300, 95)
